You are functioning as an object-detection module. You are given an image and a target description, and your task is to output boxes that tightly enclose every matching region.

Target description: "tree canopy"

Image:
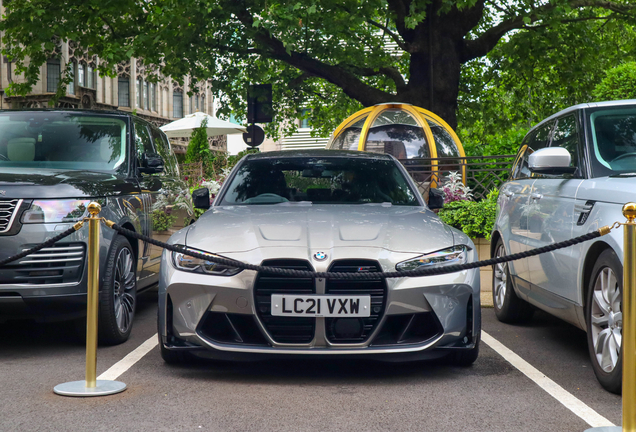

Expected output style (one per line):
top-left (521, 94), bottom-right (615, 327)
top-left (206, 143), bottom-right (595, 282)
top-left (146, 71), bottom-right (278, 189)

top-left (2, 0), bottom-right (636, 139)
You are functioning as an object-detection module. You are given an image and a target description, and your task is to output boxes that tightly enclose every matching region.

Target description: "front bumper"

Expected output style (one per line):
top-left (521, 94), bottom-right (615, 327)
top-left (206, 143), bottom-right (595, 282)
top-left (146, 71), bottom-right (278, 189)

top-left (0, 222), bottom-right (112, 322)
top-left (159, 247), bottom-right (481, 360)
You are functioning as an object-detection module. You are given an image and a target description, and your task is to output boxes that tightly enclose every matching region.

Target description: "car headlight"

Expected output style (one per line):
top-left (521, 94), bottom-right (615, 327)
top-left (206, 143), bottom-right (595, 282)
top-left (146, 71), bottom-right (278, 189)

top-left (395, 245), bottom-right (470, 271)
top-left (172, 247), bottom-right (242, 276)
top-left (21, 199), bottom-right (91, 224)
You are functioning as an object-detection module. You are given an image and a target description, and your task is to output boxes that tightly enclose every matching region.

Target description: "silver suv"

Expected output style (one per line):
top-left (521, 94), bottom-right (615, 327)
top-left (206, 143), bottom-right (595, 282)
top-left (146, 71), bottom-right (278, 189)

top-left (0, 110), bottom-right (191, 344)
top-left (492, 100), bottom-right (636, 393)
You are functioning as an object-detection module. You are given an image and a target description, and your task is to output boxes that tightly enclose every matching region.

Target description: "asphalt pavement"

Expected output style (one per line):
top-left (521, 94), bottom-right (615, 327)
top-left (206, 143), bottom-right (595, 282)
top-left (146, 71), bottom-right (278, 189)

top-left (0, 288), bottom-right (622, 432)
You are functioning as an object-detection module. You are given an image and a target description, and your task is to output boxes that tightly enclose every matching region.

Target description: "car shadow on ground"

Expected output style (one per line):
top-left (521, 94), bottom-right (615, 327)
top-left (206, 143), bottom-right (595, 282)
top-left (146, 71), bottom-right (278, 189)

top-left (0, 287), bottom-right (159, 354)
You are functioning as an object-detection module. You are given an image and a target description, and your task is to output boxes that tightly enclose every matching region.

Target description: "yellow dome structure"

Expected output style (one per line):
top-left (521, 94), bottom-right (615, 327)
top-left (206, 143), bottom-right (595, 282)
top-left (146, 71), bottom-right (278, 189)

top-left (326, 103), bottom-right (466, 186)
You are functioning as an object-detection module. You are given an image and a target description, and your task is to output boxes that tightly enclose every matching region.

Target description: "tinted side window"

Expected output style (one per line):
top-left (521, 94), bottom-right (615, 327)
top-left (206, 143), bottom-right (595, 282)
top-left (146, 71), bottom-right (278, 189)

top-left (134, 119), bottom-right (154, 160)
top-left (150, 127), bottom-right (177, 176)
top-left (551, 114), bottom-right (580, 173)
top-left (517, 121), bottom-right (554, 179)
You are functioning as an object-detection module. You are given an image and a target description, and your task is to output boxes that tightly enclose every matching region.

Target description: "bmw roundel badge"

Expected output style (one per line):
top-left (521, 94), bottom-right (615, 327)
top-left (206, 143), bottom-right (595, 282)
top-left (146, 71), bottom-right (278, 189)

top-left (313, 251), bottom-right (327, 261)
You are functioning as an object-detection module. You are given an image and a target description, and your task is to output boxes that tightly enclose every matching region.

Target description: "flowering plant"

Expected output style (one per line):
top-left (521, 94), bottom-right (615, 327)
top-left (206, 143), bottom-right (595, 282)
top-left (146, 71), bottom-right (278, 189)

top-left (441, 171), bottom-right (473, 203)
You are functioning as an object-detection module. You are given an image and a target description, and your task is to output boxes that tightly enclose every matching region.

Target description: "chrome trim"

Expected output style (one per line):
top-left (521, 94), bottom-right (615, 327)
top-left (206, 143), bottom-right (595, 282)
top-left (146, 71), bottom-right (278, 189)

top-left (0, 281), bottom-right (81, 288)
top-left (19, 257), bottom-right (83, 264)
top-left (21, 252), bottom-right (83, 258)
top-left (0, 199), bottom-right (22, 233)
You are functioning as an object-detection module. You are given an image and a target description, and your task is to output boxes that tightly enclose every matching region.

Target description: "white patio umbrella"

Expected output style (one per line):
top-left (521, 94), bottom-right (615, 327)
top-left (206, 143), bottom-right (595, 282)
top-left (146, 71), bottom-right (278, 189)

top-left (160, 111), bottom-right (247, 138)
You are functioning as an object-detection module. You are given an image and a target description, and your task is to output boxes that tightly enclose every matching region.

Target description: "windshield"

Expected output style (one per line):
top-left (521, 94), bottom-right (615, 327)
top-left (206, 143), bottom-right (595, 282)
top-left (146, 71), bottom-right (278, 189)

top-left (0, 112), bottom-right (127, 173)
top-left (220, 157), bottom-right (420, 206)
top-left (589, 106), bottom-right (636, 176)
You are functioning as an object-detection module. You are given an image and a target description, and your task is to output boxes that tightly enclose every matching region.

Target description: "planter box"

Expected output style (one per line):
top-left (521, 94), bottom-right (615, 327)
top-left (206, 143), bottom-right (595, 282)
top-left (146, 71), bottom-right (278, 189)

top-left (472, 238), bottom-right (492, 293)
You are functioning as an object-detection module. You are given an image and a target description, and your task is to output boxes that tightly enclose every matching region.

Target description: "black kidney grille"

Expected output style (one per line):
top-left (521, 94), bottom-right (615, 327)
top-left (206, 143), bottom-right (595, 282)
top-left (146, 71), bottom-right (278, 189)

top-left (0, 243), bottom-right (85, 285)
top-left (254, 259), bottom-right (315, 344)
top-left (325, 260), bottom-right (386, 343)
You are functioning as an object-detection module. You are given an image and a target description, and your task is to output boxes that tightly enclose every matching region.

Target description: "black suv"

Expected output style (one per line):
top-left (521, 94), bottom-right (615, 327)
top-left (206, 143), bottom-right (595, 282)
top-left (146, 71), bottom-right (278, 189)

top-left (0, 110), bottom-right (192, 344)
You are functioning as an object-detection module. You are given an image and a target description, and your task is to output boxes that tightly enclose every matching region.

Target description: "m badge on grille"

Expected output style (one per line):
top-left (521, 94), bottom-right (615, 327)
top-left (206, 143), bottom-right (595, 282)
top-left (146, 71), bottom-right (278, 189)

top-left (0, 191), bottom-right (5, 196)
top-left (313, 251), bottom-right (327, 261)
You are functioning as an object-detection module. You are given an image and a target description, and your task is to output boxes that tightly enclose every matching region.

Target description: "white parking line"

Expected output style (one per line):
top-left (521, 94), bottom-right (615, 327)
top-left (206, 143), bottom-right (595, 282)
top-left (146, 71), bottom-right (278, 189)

top-left (97, 334), bottom-right (158, 381)
top-left (481, 331), bottom-right (615, 428)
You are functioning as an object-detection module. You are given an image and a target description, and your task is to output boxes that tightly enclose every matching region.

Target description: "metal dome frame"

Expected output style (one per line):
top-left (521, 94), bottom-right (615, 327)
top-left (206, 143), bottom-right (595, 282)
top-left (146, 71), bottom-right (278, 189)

top-left (329, 103), bottom-right (466, 186)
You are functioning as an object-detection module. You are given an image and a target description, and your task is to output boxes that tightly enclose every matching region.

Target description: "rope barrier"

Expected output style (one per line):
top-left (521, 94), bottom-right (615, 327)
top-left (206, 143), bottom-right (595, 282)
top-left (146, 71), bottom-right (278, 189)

top-left (104, 221), bottom-right (611, 280)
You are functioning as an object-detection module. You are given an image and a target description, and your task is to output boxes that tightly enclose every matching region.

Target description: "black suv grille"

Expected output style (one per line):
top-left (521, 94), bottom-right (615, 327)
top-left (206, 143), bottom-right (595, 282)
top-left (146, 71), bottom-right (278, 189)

top-left (0, 199), bottom-right (21, 233)
top-left (325, 260), bottom-right (386, 344)
top-left (254, 259), bottom-right (315, 344)
top-left (0, 243), bottom-right (85, 285)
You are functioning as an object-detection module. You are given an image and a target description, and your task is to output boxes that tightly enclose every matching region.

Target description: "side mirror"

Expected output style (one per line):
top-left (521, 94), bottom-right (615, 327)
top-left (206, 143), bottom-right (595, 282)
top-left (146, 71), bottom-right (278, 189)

top-left (138, 152), bottom-right (164, 174)
top-left (428, 187), bottom-right (444, 210)
top-left (528, 147), bottom-right (576, 175)
top-left (192, 188), bottom-right (210, 210)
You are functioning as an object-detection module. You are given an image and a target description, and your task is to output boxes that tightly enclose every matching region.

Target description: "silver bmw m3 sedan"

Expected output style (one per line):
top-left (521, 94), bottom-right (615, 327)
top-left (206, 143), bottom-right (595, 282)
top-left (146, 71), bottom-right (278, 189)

top-left (158, 150), bottom-right (481, 365)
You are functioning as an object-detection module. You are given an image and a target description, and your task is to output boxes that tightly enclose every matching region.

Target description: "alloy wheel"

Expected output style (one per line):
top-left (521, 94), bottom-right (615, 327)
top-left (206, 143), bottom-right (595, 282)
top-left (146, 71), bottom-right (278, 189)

top-left (590, 266), bottom-right (622, 373)
top-left (493, 244), bottom-right (508, 310)
top-left (113, 247), bottom-right (136, 333)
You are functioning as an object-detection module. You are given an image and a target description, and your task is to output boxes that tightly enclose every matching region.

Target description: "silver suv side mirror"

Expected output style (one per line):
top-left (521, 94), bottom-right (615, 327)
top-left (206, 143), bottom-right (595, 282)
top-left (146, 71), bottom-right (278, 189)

top-left (528, 147), bottom-right (576, 175)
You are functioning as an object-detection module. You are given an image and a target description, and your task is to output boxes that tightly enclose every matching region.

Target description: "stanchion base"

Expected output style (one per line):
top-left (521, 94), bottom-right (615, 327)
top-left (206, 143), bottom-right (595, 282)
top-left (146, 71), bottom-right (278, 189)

top-left (53, 380), bottom-right (126, 397)
top-left (584, 427), bottom-right (621, 432)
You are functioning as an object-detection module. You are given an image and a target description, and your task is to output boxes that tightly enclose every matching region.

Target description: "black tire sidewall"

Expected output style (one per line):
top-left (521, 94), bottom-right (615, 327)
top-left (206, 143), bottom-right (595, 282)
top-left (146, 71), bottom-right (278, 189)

top-left (98, 235), bottom-right (137, 345)
top-left (586, 248), bottom-right (622, 394)
top-left (492, 237), bottom-right (533, 323)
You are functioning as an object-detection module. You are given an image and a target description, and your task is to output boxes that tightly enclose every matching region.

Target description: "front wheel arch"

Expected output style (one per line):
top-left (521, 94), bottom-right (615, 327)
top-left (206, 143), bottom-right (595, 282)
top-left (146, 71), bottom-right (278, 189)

top-left (582, 241), bottom-right (614, 318)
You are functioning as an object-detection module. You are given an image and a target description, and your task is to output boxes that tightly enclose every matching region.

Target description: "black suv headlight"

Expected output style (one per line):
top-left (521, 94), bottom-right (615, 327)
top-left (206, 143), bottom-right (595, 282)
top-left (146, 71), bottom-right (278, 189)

top-left (395, 245), bottom-right (470, 271)
top-left (172, 246), bottom-right (242, 276)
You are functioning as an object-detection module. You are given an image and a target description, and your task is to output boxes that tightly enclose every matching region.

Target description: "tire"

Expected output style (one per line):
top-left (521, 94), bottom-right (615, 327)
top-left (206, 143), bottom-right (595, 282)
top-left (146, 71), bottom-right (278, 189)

top-left (492, 237), bottom-right (534, 323)
top-left (98, 235), bottom-right (137, 345)
top-left (158, 310), bottom-right (194, 365)
top-left (586, 249), bottom-right (622, 394)
top-left (450, 334), bottom-right (480, 366)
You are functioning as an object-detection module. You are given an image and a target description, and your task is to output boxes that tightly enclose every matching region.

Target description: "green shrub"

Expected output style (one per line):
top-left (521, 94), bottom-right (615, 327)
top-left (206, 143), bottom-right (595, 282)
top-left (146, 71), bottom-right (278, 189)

top-left (152, 210), bottom-right (177, 232)
top-left (438, 189), bottom-right (499, 240)
top-left (185, 118), bottom-right (210, 164)
top-left (593, 62), bottom-right (636, 101)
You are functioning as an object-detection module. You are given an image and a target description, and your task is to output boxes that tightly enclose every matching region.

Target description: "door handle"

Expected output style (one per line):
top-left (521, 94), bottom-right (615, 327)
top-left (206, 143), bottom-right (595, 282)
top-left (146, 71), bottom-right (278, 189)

top-left (503, 190), bottom-right (514, 197)
top-left (531, 193), bottom-right (543, 200)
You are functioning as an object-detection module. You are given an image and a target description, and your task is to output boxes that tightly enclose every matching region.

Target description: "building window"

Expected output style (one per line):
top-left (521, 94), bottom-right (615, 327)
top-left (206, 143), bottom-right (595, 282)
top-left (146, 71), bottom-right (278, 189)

top-left (87, 65), bottom-right (94, 89)
top-left (195, 95), bottom-right (199, 111)
top-left (4, 57), bottom-right (11, 83)
top-left (118, 77), bottom-right (130, 107)
top-left (136, 78), bottom-right (142, 108)
top-left (46, 59), bottom-right (61, 93)
top-left (143, 81), bottom-right (149, 110)
top-left (78, 63), bottom-right (85, 87)
top-left (151, 83), bottom-right (156, 111)
top-left (300, 108), bottom-right (311, 129)
top-left (67, 62), bottom-right (75, 95)
top-left (173, 91), bottom-right (183, 118)
top-left (201, 94), bottom-right (205, 113)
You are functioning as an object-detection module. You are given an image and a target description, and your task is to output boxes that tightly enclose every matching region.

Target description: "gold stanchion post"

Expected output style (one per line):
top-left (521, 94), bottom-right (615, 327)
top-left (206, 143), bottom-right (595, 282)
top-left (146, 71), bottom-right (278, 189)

top-left (623, 203), bottom-right (636, 432)
top-left (54, 202), bottom-right (127, 397)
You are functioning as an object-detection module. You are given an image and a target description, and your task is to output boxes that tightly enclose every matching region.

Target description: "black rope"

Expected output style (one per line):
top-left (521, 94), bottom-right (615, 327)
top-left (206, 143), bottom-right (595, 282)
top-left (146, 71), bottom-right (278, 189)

top-left (0, 225), bottom-right (79, 267)
top-left (109, 223), bottom-right (602, 280)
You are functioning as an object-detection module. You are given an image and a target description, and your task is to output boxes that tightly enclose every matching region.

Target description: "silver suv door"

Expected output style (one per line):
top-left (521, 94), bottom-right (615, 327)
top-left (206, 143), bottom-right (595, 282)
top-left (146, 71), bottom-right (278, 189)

top-left (526, 114), bottom-right (583, 310)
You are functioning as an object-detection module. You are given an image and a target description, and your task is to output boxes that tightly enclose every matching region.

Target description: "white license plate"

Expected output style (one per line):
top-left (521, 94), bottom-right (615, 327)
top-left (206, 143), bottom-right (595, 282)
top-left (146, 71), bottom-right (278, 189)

top-left (271, 295), bottom-right (371, 317)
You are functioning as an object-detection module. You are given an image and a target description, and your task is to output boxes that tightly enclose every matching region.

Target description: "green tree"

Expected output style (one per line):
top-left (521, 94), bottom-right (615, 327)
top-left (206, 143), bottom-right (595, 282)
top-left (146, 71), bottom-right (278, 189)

top-left (593, 62), bottom-right (636, 101)
top-left (2, 0), bottom-right (636, 135)
top-left (185, 118), bottom-right (210, 164)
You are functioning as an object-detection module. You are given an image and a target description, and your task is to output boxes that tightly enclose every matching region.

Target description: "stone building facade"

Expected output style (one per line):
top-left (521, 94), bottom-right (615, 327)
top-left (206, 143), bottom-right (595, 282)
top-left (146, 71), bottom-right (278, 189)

top-left (0, 40), bottom-right (226, 154)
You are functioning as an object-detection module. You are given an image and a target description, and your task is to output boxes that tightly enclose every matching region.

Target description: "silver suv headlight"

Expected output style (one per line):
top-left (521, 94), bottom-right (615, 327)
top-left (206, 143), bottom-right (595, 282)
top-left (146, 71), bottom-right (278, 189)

top-left (395, 245), bottom-right (470, 271)
top-left (172, 246), bottom-right (242, 276)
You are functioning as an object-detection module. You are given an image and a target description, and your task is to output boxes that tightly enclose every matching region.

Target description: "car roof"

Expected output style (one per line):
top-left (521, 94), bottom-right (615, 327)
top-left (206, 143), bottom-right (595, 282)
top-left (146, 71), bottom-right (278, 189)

top-left (0, 108), bottom-right (134, 117)
top-left (531, 99), bottom-right (636, 132)
top-left (245, 149), bottom-right (394, 160)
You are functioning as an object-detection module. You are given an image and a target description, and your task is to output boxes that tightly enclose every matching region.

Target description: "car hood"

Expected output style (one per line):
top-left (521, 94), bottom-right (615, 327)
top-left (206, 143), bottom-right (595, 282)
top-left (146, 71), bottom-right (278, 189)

top-left (184, 204), bottom-right (455, 254)
top-left (0, 168), bottom-right (138, 198)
